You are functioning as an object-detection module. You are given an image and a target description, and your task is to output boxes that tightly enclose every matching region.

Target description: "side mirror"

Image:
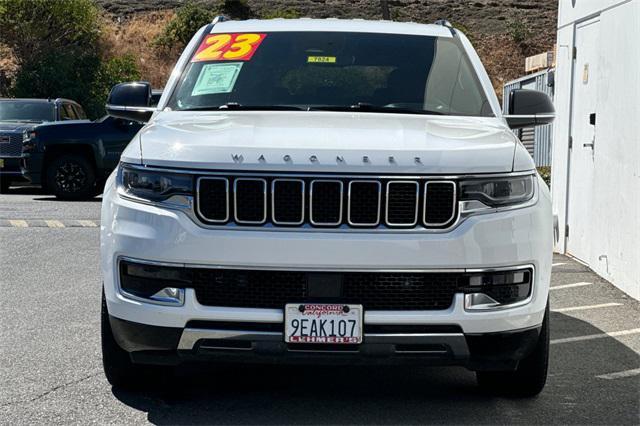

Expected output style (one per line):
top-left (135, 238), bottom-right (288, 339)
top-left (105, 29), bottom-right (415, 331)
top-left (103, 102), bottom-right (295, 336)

top-left (504, 89), bottom-right (555, 129)
top-left (106, 81), bottom-right (155, 123)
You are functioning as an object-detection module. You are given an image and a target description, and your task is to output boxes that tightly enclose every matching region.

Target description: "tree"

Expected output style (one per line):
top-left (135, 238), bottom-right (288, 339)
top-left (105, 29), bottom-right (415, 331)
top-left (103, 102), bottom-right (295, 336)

top-left (1, 0), bottom-right (140, 118)
top-left (380, 0), bottom-right (390, 20)
top-left (0, 0), bottom-right (99, 67)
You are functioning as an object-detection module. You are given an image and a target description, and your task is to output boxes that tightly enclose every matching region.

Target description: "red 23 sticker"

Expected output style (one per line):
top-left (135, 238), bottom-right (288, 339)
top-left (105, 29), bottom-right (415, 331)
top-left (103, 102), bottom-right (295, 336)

top-left (192, 33), bottom-right (266, 62)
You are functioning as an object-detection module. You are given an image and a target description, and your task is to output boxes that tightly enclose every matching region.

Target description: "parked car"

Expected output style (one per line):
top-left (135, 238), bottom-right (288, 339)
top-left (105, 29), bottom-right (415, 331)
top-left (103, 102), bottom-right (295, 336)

top-left (100, 18), bottom-right (555, 396)
top-left (0, 98), bottom-right (87, 192)
top-left (22, 115), bottom-right (143, 200)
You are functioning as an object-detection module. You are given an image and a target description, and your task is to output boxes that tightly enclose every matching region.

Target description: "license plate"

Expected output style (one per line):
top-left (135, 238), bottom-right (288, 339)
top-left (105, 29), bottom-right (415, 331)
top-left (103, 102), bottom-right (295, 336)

top-left (285, 303), bottom-right (363, 344)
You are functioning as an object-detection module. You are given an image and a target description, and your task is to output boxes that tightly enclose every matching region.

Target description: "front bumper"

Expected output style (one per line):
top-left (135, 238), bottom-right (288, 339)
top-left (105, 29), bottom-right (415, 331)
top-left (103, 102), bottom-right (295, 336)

top-left (20, 153), bottom-right (43, 185)
top-left (102, 172), bottom-right (552, 341)
top-left (0, 157), bottom-right (23, 177)
top-left (110, 314), bottom-right (541, 370)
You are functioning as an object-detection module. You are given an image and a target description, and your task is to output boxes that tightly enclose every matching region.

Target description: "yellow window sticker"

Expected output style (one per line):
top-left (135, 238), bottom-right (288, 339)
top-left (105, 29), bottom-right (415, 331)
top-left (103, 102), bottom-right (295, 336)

top-left (191, 62), bottom-right (243, 96)
top-left (307, 56), bottom-right (336, 63)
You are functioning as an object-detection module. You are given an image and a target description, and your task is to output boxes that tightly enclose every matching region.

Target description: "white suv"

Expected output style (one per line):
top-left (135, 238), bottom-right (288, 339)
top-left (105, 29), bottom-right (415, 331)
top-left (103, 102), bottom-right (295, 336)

top-left (101, 18), bottom-right (555, 396)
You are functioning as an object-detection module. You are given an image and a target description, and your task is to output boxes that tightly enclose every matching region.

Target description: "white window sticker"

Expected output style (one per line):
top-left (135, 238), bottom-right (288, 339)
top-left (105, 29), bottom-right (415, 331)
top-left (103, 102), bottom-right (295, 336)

top-left (191, 62), bottom-right (243, 96)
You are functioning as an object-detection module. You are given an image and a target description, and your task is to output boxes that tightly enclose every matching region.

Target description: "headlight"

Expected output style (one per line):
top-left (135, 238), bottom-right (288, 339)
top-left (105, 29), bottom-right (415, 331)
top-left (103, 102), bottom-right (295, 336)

top-left (22, 130), bottom-right (37, 152)
top-left (459, 174), bottom-right (534, 207)
top-left (117, 164), bottom-right (193, 203)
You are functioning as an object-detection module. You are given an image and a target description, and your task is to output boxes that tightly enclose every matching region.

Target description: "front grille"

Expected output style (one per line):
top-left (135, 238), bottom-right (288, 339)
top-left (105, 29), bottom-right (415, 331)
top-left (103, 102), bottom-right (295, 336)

top-left (191, 268), bottom-right (462, 310)
top-left (0, 132), bottom-right (23, 157)
top-left (196, 175), bottom-right (458, 229)
top-left (193, 269), bottom-right (307, 309)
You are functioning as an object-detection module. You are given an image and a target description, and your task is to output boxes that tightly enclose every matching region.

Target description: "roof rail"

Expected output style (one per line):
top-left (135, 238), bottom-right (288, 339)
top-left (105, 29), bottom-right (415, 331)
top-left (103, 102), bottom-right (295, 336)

top-left (211, 15), bottom-right (228, 24)
top-left (433, 19), bottom-right (456, 36)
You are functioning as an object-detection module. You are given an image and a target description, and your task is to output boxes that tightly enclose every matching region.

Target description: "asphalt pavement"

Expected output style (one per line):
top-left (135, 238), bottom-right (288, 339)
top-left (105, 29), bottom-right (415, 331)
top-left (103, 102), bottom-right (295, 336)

top-left (1, 186), bottom-right (639, 425)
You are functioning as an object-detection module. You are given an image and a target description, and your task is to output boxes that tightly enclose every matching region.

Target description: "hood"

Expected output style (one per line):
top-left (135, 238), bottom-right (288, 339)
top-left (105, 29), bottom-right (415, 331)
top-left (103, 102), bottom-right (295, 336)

top-left (0, 121), bottom-right (40, 132)
top-left (127, 111), bottom-right (524, 174)
top-left (34, 119), bottom-right (92, 129)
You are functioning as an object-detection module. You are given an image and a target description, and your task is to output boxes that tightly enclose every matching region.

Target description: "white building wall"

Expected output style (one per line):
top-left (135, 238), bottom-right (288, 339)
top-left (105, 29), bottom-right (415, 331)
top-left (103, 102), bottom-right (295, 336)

top-left (552, 0), bottom-right (640, 299)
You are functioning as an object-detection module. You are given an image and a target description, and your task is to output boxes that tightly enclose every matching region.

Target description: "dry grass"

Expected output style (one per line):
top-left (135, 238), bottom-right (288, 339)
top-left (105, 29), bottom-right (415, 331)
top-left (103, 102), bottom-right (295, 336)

top-left (475, 33), bottom-right (555, 102)
top-left (98, 10), bottom-right (176, 88)
top-left (0, 44), bottom-right (18, 95)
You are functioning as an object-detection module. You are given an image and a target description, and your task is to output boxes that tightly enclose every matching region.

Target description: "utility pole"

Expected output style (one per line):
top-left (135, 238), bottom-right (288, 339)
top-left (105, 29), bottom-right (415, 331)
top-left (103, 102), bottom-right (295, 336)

top-left (381, 0), bottom-right (390, 20)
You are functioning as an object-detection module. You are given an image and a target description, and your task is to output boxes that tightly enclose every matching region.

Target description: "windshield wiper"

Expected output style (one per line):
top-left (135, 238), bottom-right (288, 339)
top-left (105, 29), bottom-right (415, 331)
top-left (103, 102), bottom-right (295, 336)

top-left (181, 103), bottom-right (304, 111)
top-left (310, 102), bottom-right (443, 115)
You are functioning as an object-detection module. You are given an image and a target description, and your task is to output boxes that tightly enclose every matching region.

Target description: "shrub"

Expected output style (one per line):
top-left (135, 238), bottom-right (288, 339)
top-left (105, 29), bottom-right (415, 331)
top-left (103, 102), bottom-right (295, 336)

top-left (537, 166), bottom-right (551, 188)
top-left (154, 0), bottom-right (254, 52)
top-left (261, 9), bottom-right (301, 19)
top-left (88, 55), bottom-right (141, 118)
top-left (507, 16), bottom-right (531, 45)
top-left (153, 1), bottom-right (216, 52)
top-left (12, 52), bottom-right (140, 119)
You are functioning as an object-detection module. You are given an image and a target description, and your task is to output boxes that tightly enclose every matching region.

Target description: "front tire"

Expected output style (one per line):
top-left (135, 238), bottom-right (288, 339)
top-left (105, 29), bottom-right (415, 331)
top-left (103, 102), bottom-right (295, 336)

top-left (46, 154), bottom-right (96, 200)
top-left (476, 303), bottom-right (550, 397)
top-left (101, 290), bottom-right (157, 389)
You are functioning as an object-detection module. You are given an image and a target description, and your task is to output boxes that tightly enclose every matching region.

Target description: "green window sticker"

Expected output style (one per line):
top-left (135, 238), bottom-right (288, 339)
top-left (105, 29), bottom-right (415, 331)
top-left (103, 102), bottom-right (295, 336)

top-left (191, 62), bottom-right (243, 96)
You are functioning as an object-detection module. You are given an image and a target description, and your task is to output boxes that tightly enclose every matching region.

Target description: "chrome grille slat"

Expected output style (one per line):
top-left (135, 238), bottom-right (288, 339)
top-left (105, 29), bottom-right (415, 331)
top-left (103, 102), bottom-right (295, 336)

top-left (385, 181), bottom-right (419, 226)
top-left (424, 181), bottom-right (457, 226)
top-left (197, 177), bottom-right (229, 223)
top-left (234, 178), bottom-right (267, 224)
top-left (195, 174), bottom-right (457, 230)
top-left (272, 179), bottom-right (305, 225)
top-left (309, 180), bottom-right (343, 226)
top-left (347, 180), bottom-right (381, 226)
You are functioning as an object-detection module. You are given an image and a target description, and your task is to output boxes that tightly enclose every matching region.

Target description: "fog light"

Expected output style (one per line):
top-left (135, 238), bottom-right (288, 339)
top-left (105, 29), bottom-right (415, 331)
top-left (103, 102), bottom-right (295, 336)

top-left (149, 287), bottom-right (185, 305)
top-left (463, 268), bottom-right (533, 311)
top-left (119, 260), bottom-right (189, 306)
top-left (464, 293), bottom-right (501, 310)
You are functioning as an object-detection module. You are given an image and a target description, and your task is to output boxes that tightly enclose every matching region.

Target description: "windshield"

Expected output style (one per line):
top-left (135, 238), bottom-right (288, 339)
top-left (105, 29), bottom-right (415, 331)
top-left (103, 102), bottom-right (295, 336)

top-left (167, 31), bottom-right (493, 117)
top-left (0, 101), bottom-right (55, 122)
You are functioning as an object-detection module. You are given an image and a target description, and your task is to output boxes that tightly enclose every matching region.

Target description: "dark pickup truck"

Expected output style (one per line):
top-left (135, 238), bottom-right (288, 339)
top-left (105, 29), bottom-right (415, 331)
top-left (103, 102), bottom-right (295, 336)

top-left (1, 98), bottom-right (87, 192)
top-left (22, 116), bottom-right (143, 199)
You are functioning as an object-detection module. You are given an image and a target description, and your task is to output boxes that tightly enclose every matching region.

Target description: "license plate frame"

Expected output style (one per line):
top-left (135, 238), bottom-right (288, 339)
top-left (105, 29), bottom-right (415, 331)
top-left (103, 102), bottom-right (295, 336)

top-left (284, 303), bottom-right (363, 344)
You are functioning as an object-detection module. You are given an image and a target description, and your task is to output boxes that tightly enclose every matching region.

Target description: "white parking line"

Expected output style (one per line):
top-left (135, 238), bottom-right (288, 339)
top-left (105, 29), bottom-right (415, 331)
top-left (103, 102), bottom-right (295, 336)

top-left (552, 302), bottom-right (622, 313)
top-left (9, 220), bottom-right (28, 228)
top-left (552, 262), bottom-right (567, 267)
top-left (550, 282), bottom-right (592, 290)
top-left (596, 368), bottom-right (640, 380)
top-left (45, 220), bottom-right (65, 228)
top-left (77, 220), bottom-right (97, 227)
top-left (551, 328), bottom-right (640, 344)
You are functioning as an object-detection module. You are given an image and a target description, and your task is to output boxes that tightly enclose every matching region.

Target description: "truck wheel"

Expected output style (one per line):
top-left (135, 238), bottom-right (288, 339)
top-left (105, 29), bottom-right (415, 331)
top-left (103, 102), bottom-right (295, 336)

top-left (476, 303), bottom-right (549, 397)
top-left (46, 154), bottom-right (96, 200)
top-left (101, 290), bottom-right (155, 390)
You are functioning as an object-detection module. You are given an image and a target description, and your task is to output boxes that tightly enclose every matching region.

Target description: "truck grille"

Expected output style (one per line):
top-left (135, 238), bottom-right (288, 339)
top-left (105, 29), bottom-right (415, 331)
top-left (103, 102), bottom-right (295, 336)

top-left (0, 132), bottom-right (23, 157)
top-left (196, 175), bottom-right (457, 229)
top-left (191, 268), bottom-right (462, 310)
